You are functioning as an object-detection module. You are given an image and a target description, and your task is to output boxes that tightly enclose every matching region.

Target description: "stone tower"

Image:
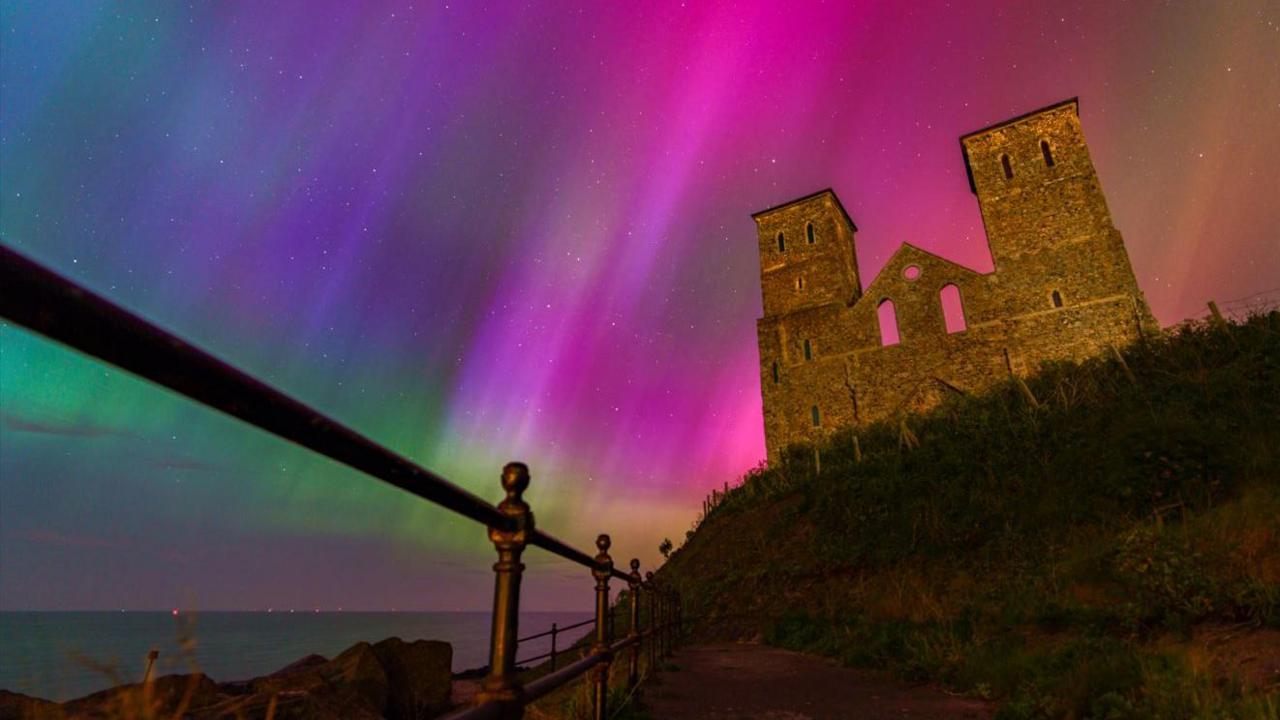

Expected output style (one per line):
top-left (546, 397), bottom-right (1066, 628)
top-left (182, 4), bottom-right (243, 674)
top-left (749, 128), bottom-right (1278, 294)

top-left (753, 190), bottom-right (860, 454)
top-left (754, 99), bottom-right (1159, 464)
top-left (959, 98), bottom-right (1157, 330)
top-left (753, 189), bottom-right (861, 317)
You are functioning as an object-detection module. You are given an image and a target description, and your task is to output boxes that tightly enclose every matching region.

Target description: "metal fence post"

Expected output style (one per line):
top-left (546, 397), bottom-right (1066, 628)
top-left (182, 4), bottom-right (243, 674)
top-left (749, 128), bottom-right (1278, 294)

top-left (659, 587), bottom-right (668, 659)
top-left (665, 589), bottom-right (675, 655)
top-left (591, 534), bottom-right (614, 720)
top-left (660, 591), bottom-right (669, 658)
top-left (670, 591), bottom-right (680, 653)
top-left (644, 571), bottom-right (657, 670)
top-left (549, 622), bottom-right (558, 671)
top-left (476, 462), bottom-right (533, 718)
top-left (674, 591), bottom-right (682, 648)
top-left (627, 559), bottom-right (641, 689)
top-left (666, 592), bottom-right (674, 653)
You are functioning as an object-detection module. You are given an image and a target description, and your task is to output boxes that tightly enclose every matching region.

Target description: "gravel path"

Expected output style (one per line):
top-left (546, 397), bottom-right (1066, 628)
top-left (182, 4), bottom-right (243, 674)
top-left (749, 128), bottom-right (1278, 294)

top-left (642, 643), bottom-right (992, 720)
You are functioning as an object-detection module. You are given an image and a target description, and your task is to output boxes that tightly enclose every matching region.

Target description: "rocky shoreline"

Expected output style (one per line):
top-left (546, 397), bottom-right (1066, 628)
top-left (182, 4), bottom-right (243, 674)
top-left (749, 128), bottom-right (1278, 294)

top-left (0, 637), bottom-right (457, 720)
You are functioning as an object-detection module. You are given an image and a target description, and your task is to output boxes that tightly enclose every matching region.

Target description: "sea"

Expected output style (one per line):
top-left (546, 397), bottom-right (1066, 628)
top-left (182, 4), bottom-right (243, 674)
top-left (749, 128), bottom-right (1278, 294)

top-left (0, 610), bottom-right (593, 702)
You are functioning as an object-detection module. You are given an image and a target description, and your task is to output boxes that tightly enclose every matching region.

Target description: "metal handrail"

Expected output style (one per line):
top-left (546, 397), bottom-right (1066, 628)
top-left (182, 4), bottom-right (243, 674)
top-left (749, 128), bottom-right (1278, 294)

top-left (518, 617), bottom-right (594, 643)
top-left (522, 636), bottom-right (639, 703)
top-left (514, 616), bottom-right (592, 668)
top-left (0, 244), bottom-right (682, 720)
top-left (0, 247), bottom-right (633, 583)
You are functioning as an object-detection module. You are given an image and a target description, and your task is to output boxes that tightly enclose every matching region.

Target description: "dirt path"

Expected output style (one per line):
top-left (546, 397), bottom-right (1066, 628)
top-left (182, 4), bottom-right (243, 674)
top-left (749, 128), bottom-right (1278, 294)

top-left (642, 643), bottom-right (992, 720)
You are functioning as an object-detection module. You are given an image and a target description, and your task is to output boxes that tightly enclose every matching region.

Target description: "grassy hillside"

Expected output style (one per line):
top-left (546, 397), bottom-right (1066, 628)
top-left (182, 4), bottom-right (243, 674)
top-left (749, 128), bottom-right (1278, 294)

top-left (660, 313), bottom-right (1280, 719)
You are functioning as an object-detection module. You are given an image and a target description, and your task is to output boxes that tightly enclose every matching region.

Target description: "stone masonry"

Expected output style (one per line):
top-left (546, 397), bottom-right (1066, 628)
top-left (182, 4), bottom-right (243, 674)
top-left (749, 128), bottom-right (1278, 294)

top-left (755, 98), bottom-right (1159, 464)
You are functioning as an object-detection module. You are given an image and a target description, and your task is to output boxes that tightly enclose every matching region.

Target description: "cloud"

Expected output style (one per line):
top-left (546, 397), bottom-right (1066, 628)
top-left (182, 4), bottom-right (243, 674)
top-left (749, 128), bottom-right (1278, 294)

top-left (1, 411), bottom-right (136, 439)
top-left (6, 529), bottom-right (192, 564)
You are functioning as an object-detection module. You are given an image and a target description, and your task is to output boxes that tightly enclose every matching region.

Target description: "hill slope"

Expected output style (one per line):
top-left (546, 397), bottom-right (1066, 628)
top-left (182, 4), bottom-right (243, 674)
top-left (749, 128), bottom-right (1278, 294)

top-left (661, 314), bottom-right (1280, 719)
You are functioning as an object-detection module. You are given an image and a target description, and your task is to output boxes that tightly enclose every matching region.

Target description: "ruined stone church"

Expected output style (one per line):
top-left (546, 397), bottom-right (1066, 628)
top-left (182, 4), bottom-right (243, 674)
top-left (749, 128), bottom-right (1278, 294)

top-left (755, 98), bottom-right (1159, 464)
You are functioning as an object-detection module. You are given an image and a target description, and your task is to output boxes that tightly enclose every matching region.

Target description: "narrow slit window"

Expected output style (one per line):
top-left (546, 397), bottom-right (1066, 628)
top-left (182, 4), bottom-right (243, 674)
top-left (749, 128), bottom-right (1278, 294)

top-left (1051, 290), bottom-right (1064, 308)
top-left (1041, 140), bottom-right (1055, 167)
top-left (1001, 153), bottom-right (1013, 179)
top-left (877, 299), bottom-right (900, 346)
top-left (806, 222), bottom-right (815, 244)
top-left (811, 405), bottom-right (821, 427)
top-left (940, 283), bottom-right (967, 333)
top-left (795, 276), bottom-right (805, 291)
top-left (803, 339), bottom-right (813, 360)
top-left (777, 232), bottom-right (786, 252)
top-left (772, 361), bottom-right (780, 384)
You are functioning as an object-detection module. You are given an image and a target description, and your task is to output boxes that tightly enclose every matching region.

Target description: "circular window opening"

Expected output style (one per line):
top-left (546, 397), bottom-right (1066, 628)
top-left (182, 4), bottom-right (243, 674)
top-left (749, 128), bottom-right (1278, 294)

top-left (903, 265), bottom-right (921, 281)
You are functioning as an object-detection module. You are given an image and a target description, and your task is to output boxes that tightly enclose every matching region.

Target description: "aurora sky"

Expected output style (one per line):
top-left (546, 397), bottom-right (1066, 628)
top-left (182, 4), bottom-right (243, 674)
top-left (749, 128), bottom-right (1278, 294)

top-left (2, 2), bottom-right (1277, 611)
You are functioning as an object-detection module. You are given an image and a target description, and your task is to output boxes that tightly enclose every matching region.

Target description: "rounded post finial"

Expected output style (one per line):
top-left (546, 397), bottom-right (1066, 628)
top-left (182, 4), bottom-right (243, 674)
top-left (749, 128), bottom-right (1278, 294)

top-left (592, 533), bottom-right (613, 584)
top-left (501, 462), bottom-right (530, 500)
top-left (630, 558), bottom-right (640, 572)
top-left (645, 571), bottom-right (654, 582)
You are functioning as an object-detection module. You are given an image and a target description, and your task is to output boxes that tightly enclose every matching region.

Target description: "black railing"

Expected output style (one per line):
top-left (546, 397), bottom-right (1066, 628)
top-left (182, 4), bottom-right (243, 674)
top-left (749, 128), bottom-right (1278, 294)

top-left (0, 245), bottom-right (682, 720)
top-left (515, 617), bottom-right (595, 668)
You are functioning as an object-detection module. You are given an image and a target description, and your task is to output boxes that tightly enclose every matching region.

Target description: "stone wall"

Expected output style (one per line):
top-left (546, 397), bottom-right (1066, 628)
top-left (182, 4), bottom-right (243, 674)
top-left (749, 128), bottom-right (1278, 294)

top-left (755, 99), bottom-right (1160, 464)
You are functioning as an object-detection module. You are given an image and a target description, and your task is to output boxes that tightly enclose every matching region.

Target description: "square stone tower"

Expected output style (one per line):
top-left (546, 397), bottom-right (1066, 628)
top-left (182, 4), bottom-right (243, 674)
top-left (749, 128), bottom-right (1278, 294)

top-left (753, 190), bottom-right (860, 456)
top-left (959, 98), bottom-right (1158, 329)
top-left (753, 189), bottom-right (861, 317)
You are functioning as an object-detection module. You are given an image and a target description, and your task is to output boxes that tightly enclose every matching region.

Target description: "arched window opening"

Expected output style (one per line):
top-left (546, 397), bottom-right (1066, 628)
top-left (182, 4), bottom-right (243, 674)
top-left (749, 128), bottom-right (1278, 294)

top-left (877, 299), bottom-right (900, 346)
top-left (1001, 153), bottom-right (1013, 179)
top-left (811, 405), bottom-right (821, 427)
top-left (772, 361), bottom-right (780, 384)
top-left (940, 283), bottom-right (967, 334)
top-left (806, 222), bottom-right (815, 244)
top-left (1051, 290), bottom-right (1064, 308)
top-left (777, 232), bottom-right (786, 252)
top-left (1040, 140), bottom-right (1055, 167)
top-left (795, 276), bottom-right (805, 291)
top-left (803, 339), bottom-right (813, 361)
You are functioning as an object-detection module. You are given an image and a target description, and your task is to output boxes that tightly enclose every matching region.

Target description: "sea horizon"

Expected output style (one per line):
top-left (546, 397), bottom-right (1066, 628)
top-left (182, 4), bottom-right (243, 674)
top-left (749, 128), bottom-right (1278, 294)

top-left (1, 610), bottom-right (594, 702)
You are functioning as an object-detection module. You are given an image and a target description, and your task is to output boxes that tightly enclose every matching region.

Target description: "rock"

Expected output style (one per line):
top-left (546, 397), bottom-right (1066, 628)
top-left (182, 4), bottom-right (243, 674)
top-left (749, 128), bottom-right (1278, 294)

top-left (213, 642), bottom-right (388, 719)
top-left (0, 689), bottom-right (59, 720)
top-left (271, 653), bottom-right (329, 678)
top-left (201, 688), bottom-right (381, 720)
top-left (3, 638), bottom-right (453, 720)
top-left (372, 637), bottom-right (453, 719)
top-left (243, 653), bottom-right (331, 697)
top-left (320, 642), bottom-right (389, 713)
top-left (60, 673), bottom-right (222, 718)
top-left (223, 659), bottom-right (331, 698)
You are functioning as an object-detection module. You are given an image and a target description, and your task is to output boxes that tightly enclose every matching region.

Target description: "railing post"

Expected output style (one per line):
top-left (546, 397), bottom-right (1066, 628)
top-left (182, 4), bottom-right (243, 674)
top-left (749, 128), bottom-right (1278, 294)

top-left (475, 462), bottom-right (533, 718)
top-left (549, 622), bottom-right (558, 671)
top-left (591, 534), bottom-right (614, 720)
top-left (644, 571), bottom-right (656, 670)
top-left (657, 591), bottom-right (666, 658)
top-left (660, 590), bottom-right (669, 658)
top-left (627, 558), bottom-right (641, 690)
top-left (674, 590), bottom-right (682, 649)
top-left (664, 591), bottom-right (673, 657)
top-left (658, 586), bottom-right (668, 659)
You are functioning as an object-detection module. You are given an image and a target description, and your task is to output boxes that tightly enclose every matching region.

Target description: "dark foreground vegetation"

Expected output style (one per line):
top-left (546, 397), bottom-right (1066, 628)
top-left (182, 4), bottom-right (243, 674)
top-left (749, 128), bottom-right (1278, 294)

top-left (662, 314), bottom-right (1280, 719)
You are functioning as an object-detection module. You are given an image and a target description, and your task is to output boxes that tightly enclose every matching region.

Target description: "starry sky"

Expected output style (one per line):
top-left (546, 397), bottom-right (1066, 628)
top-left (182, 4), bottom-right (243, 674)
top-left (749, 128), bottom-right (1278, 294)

top-left (2, 1), bottom-right (1277, 611)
